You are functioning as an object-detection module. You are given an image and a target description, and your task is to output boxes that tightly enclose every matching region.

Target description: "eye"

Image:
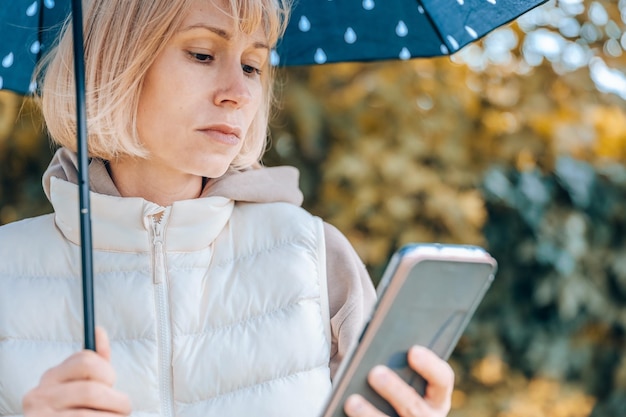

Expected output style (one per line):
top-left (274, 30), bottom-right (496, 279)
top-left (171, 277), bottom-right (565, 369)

top-left (242, 64), bottom-right (262, 77)
top-left (189, 52), bottom-right (213, 63)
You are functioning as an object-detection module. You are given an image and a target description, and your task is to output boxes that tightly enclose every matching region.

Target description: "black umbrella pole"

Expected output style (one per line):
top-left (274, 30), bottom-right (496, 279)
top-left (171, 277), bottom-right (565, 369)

top-left (71, 0), bottom-right (96, 352)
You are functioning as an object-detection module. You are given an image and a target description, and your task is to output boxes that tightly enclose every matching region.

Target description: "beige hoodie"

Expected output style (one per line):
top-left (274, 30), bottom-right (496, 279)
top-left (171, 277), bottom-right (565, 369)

top-left (43, 148), bottom-right (377, 378)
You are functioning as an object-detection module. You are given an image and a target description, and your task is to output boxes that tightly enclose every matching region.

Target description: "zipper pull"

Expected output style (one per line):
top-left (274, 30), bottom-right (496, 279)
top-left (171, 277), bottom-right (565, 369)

top-left (151, 214), bottom-right (167, 284)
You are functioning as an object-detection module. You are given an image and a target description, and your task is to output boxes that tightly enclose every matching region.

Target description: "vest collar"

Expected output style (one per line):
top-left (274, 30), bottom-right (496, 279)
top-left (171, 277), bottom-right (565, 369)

top-left (49, 176), bottom-right (234, 252)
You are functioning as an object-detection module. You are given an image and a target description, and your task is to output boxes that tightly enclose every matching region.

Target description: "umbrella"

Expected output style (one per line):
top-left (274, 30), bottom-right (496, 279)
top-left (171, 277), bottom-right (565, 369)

top-left (1, 0), bottom-right (549, 92)
top-left (0, 0), bottom-right (548, 350)
top-left (275, 0), bottom-right (548, 66)
top-left (1, 0), bottom-right (95, 350)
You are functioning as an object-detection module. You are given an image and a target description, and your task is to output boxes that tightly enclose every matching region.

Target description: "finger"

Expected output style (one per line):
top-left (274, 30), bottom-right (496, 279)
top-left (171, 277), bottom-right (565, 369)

top-left (39, 350), bottom-right (116, 387)
top-left (344, 394), bottom-right (387, 417)
top-left (408, 346), bottom-right (455, 410)
top-left (23, 382), bottom-right (132, 417)
top-left (56, 381), bottom-right (132, 415)
top-left (96, 326), bottom-right (111, 362)
top-left (367, 365), bottom-right (429, 417)
top-left (63, 411), bottom-right (130, 417)
top-left (24, 406), bottom-right (128, 417)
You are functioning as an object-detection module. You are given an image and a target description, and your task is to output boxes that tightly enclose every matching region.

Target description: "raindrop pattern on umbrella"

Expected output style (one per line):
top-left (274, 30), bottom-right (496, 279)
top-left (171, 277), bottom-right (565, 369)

top-left (0, 0), bottom-right (69, 94)
top-left (274, 0), bottom-right (544, 66)
top-left (1, 0), bottom-right (547, 94)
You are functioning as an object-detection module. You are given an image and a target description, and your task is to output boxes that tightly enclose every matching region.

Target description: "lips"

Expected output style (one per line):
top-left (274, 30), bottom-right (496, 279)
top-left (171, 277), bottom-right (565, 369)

top-left (198, 124), bottom-right (242, 146)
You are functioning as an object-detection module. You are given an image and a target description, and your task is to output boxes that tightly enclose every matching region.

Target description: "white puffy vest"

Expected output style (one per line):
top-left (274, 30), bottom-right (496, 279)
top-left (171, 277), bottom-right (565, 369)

top-left (0, 177), bottom-right (332, 417)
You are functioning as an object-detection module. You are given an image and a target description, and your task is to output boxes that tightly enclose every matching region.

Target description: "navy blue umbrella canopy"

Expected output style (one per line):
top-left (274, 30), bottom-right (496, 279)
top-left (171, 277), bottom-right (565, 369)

top-left (0, 0), bottom-right (70, 94)
top-left (0, 0), bottom-right (549, 94)
top-left (275, 0), bottom-right (548, 66)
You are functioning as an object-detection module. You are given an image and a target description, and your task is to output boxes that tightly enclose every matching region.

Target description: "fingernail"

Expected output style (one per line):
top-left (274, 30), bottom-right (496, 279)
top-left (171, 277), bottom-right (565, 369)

top-left (410, 345), bottom-right (425, 357)
top-left (369, 365), bottom-right (390, 386)
top-left (345, 394), bottom-right (365, 413)
top-left (410, 345), bottom-right (426, 353)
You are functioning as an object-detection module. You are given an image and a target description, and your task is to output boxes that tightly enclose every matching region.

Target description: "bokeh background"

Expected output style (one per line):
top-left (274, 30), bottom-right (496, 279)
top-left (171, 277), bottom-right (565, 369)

top-left (1, 0), bottom-right (625, 415)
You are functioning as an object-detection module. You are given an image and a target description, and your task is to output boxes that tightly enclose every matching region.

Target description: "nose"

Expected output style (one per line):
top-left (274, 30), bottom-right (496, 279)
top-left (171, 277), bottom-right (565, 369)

top-left (213, 60), bottom-right (253, 108)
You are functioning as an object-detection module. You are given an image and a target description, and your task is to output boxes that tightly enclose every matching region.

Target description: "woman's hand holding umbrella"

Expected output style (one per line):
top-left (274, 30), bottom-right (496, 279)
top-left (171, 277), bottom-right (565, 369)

top-left (22, 327), bottom-right (132, 417)
top-left (344, 346), bottom-right (454, 417)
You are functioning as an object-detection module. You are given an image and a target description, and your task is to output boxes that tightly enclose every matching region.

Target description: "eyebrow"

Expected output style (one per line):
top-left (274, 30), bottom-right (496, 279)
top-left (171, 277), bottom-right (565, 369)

top-left (179, 23), bottom-right (269, 50)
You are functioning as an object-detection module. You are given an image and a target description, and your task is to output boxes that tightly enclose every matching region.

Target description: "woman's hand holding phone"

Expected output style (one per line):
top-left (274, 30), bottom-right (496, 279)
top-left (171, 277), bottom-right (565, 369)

top-left (324, 243), bottom-right (496, 417)
top-left (343, 345), bottom-right (454, 417)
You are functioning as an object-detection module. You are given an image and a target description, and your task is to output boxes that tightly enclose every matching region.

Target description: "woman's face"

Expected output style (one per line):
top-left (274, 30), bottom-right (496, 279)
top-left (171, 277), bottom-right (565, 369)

top-left (135, 0), bottom-right (268, 180)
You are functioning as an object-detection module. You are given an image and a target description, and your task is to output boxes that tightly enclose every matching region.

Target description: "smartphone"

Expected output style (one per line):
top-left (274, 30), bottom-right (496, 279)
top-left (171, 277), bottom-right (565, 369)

top-left (322, 243), bottom-right (497, 417)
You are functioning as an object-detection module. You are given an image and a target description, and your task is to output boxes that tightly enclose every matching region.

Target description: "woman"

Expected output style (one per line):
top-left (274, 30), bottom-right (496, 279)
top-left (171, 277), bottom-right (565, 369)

top-left (0, 0), bottom-right (454, 416)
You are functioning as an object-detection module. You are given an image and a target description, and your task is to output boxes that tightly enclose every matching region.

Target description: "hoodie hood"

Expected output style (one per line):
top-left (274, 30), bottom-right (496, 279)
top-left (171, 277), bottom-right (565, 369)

top-left (43, 148), bottom-right (304, 207)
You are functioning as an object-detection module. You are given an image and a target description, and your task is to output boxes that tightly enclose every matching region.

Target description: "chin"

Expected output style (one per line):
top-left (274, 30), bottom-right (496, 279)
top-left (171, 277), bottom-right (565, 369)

top-left (198, 164), bottom-right (231, 179)
top-left (189, 152), bottom-right (240, 179)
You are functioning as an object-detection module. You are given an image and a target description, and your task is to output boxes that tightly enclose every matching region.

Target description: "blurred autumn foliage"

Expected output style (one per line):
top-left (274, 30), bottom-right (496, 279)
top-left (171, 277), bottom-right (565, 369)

top-left (0, 93), bottom-right (50, 223)
top-left (2, 0), bottom-right (626, 415)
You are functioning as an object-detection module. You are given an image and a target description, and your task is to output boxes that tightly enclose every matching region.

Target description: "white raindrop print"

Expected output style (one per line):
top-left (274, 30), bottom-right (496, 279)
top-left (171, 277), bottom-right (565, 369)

top-left (396, 21), bottom-right (408, 37)
top-left (487, 0), bottom-right (496, 4)
top-left (29, 81), bottom-right (37, 93)
top-left (314, 48), bottom-right (327, 64)
top-left (465, 26), bottom-right (478, 38)
top-left (26, 1), bottom-right (38, 16)
top-left (298, 16), bottom-right (311, 32)
top-left (447, 35), bottom-right (459, 50)
top-left (270, 50), bottom-right (280, 66)
top-left (2, 53), bottom-right (14, 68)
top-left (362, 0), bottom-right (375, 11)
top-left (44, 0), bottom-right (56, 8)
top-left (457, 0), bottom-right (464, 4)
top-left (440, 44), bottom-right (449, 54)
top-left (344, 27), bottom-right (357, 44)
top-left (417, 5), bottom-right (424, 13)
top-left (399, 47), bottom-right (411, 60)
top-left (30, 41), bottom-right (41, 54)
top-left (0, 76), bottom-right (3, 90)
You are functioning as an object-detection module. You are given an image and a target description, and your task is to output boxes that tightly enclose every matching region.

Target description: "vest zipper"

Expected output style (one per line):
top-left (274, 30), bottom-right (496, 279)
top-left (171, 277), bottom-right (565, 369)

top-left (150, 212), bottom-right (175, 417)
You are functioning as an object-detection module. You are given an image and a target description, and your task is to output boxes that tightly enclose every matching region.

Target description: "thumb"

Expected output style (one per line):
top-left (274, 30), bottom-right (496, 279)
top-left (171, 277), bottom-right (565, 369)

top-left (95, 326), bottom-right (111, 362)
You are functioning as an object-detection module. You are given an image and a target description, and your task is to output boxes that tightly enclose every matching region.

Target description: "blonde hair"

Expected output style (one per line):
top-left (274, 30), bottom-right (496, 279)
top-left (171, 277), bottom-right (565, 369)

top-left (39, 0), bottom-right (290, 170)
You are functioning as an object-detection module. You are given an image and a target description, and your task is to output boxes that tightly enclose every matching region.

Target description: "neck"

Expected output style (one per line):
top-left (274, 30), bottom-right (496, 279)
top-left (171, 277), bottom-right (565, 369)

top-left (107, 158), bottom-right (204, 207)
